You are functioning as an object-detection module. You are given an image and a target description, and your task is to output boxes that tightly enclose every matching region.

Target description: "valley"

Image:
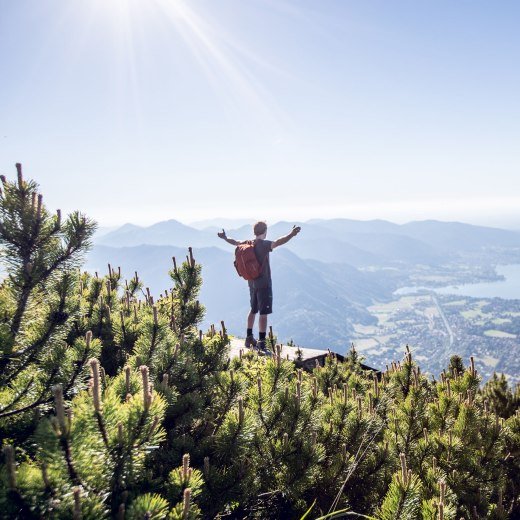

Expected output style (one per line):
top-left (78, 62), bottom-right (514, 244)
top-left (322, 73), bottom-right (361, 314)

top-left (88, 218), bottom-right (520, 382)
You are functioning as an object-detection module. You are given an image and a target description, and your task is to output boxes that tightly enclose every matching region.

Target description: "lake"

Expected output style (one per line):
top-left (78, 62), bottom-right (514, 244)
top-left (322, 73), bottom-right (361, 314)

top-left (396, 264), bottom-right (520, 300)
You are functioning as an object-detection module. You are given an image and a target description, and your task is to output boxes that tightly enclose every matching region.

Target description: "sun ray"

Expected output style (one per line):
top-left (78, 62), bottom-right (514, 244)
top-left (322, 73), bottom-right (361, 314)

top-left (152, 0), bottom-right (292, 132)
top-left (60, 0), bottom-right (294, 139)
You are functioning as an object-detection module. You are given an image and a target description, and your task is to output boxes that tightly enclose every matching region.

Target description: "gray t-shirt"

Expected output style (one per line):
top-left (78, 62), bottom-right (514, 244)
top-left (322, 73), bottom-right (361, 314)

top-left (248, 239), bottom-right (273, 289)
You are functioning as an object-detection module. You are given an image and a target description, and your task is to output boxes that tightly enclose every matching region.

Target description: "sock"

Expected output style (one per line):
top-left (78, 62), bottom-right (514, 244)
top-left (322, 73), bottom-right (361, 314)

top-left (247, 328), bottom-right (253, 337)
top-left (259, 331), bottom-right (266, 341)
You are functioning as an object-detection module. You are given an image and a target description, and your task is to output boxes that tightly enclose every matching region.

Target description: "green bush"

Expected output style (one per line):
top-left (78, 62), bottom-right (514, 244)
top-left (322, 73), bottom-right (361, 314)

top-left (0, 165), bottom-right (518, 519)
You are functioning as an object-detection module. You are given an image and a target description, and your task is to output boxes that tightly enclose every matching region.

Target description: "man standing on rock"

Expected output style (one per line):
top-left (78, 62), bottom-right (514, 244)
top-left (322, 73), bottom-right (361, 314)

top-left (218, 221), bottom-right (301, 354)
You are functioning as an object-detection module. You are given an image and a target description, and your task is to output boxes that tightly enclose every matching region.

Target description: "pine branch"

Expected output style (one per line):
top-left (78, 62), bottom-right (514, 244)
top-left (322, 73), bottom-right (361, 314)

top-left (0, 366), bottom-right (59, 419)
top-left (0, 375), bottom-right (34, 414)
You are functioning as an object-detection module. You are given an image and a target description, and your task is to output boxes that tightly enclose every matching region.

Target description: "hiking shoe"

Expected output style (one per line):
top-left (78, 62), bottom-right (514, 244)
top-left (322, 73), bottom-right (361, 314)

top-left (256, 340), bottom-right (272, 356)
top-left (245, 335), bottom-right (257, 349)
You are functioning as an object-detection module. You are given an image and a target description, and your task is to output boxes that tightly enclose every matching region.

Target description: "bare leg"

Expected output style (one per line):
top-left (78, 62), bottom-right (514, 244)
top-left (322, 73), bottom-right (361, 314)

top-left (259, 314), bottom-right (268, 334)
top-left (245, 311), bottom-right (258, 348)
top-left (247, 311), bottom-right (256, 330)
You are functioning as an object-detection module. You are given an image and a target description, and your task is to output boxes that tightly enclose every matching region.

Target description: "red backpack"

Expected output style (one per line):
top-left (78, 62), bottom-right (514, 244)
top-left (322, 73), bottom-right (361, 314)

top-left (234, 241), bottom-right (266, 280)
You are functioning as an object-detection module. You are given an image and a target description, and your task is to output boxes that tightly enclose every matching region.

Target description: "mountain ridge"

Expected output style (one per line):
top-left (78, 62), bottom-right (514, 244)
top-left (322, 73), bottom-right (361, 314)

top-left (94, 218), bottom-right (520, 268)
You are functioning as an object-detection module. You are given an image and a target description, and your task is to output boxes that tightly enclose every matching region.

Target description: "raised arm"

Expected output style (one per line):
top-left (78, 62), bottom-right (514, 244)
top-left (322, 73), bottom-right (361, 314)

top-left (217, 229), bottom-right (242, 247)
top-left (272, 225), bottom-right (301, 249)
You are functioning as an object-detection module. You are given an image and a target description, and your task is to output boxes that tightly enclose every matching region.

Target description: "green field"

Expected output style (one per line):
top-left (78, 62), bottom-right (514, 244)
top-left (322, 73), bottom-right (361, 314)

top-left (484, 329), bottom-right (516, 339)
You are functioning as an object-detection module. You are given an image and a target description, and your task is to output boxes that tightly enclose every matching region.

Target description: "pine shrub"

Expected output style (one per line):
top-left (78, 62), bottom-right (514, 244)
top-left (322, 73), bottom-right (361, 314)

top-left (0, 165), bottom-right (518, 519)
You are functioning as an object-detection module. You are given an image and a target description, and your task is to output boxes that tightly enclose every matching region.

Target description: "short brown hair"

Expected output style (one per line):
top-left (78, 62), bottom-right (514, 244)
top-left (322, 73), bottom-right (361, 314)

top-left (253, 221), bottom-right (267, 236)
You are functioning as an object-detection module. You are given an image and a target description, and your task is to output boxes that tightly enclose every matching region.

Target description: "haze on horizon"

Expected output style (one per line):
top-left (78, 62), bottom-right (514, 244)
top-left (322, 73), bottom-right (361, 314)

top-left (1, 0), bottom-right (519, 230)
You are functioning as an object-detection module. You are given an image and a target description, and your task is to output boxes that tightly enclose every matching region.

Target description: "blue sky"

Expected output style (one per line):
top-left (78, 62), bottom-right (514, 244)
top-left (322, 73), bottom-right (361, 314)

top-left (1, 0), bottom-right (519, 228)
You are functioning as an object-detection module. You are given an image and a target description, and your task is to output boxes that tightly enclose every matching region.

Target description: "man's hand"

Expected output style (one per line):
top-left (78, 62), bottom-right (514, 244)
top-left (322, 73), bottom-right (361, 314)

top-left (218, 229), bottom-right (241, 246)
top-left (272, 225), bottom-right (301, 249)
top-left (291, 225), bottom-right (301, 237)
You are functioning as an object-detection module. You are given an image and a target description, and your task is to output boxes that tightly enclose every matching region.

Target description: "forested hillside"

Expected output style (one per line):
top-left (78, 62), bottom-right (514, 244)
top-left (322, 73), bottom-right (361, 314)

top-left (1, 167), bottom-right (519, 519)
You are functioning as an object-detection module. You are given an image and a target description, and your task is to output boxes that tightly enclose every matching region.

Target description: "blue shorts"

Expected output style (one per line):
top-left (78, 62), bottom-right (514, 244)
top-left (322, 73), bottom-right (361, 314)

top-left (249, 286), bottom-right (273, 315)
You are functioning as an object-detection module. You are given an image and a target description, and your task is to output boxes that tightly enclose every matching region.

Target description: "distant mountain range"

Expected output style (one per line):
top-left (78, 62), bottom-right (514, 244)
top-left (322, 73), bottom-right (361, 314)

top-left (94, 218), bottom-right (520, 267)
top-left (95, 220), bottom-right (221, 248)
top-left (87, 218), bottom-right (520, 355)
